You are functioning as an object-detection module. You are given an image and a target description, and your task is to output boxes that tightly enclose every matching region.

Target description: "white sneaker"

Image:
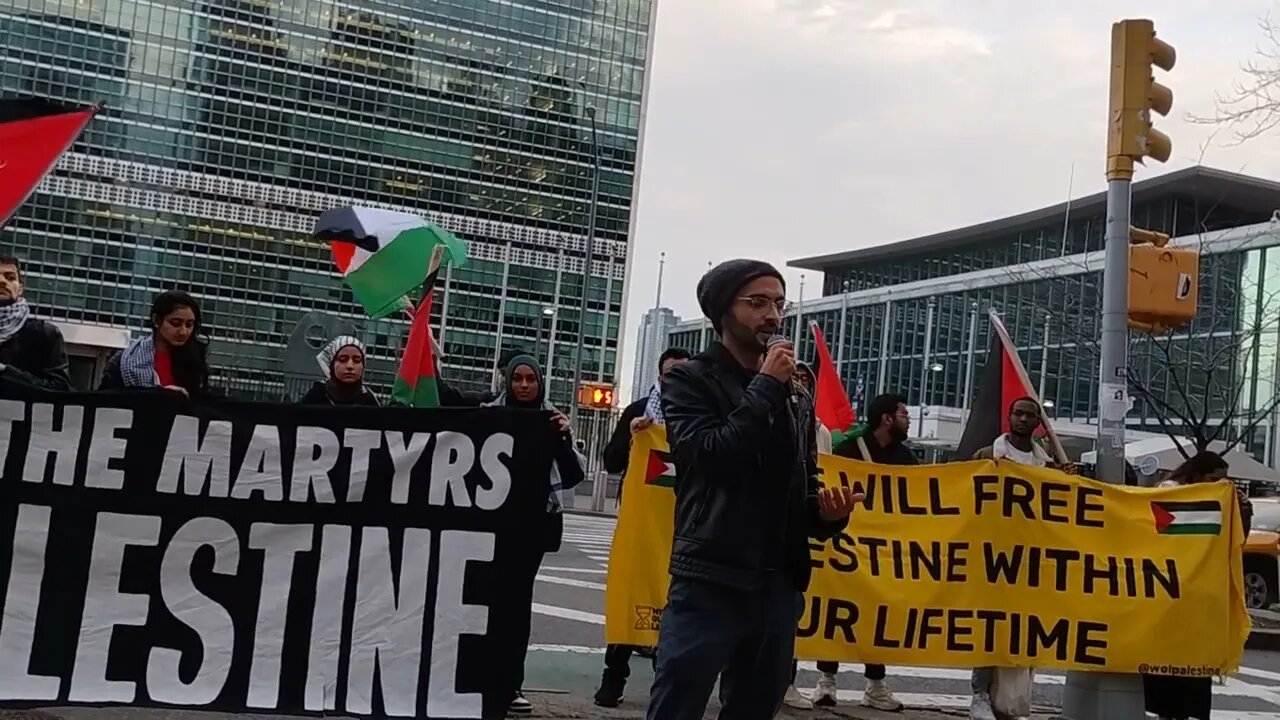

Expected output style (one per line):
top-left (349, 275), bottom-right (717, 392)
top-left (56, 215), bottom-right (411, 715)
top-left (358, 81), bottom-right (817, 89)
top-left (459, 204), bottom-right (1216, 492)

top-left (813, 672), bottom-right (838, 707)
top-left (861, 679), bottom-right (903, 711)
top-left (783, 684), bottom-right (814, 709)
top-left (969, 692), bottom-right (997, 720)
top-left (508, 691), bottom-right (533, 715)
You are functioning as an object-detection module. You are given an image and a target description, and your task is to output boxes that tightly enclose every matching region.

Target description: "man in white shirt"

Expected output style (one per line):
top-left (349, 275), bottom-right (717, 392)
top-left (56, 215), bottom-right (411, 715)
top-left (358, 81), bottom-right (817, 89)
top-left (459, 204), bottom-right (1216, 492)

top-left (972, 396), bottom-right (1047, 720)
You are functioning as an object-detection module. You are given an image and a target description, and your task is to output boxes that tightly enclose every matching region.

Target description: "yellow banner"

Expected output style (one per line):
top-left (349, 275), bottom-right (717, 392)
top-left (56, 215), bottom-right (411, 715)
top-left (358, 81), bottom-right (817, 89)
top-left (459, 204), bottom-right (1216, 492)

top-left (604, 427), bottom-right (1251, 673)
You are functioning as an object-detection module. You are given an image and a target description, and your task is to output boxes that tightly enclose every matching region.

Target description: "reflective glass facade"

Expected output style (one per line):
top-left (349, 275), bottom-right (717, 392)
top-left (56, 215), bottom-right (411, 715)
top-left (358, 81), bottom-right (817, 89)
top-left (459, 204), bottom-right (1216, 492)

top-left (1, 0), bottom-right (652, 404)
top-left (669, 172), bottom-right (1280, 461)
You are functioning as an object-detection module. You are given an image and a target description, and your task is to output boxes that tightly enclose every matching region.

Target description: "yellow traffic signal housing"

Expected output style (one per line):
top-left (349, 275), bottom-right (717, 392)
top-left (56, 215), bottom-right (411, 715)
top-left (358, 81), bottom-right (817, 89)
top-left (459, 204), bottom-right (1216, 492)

top-left (577, 382), bottom-right (615, 409)
top-left (1107, 19), bottom-right (1176, 179)
top-left (1128, 244), bottom-right (1198, 332)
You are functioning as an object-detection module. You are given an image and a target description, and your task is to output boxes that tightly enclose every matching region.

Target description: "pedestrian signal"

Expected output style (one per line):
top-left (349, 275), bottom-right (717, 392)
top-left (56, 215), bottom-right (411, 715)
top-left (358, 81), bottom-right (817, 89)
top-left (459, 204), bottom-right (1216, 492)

top-left (1128, 239), bottom-right (1198, 333)
top-left (577, 382), bottom-right (615, 409)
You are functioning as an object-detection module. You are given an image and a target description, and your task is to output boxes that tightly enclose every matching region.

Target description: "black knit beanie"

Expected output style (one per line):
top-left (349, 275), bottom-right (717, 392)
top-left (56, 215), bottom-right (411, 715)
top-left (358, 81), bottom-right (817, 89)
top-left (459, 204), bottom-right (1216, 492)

top-left (696, 259), bottom-right (785, 332)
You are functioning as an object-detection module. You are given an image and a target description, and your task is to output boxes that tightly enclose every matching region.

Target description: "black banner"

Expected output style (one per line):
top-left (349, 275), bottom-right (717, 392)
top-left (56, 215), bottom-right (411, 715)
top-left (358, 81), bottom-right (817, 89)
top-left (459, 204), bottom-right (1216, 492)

top-left (0, 387), bottom-right (554, 719)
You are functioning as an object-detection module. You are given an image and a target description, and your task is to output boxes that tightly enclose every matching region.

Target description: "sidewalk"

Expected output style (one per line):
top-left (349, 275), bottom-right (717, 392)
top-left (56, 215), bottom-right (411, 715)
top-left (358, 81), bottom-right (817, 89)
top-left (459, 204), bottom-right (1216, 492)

top-left (524, 692), bottom-right (1060, 719)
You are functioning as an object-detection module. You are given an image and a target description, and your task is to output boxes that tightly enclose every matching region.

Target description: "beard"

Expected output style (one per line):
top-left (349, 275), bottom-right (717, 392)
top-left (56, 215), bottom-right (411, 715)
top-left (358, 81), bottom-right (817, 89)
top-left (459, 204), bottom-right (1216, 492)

top-left (721, 315), bottom-right (775, 353)
top-left (889, 425), bottom-right (909, 443)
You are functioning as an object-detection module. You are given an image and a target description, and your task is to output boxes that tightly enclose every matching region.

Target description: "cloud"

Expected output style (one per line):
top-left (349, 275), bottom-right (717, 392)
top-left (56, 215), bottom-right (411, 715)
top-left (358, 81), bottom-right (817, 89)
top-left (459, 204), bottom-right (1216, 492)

top-left (618, 0), bottom-right (1280, 397)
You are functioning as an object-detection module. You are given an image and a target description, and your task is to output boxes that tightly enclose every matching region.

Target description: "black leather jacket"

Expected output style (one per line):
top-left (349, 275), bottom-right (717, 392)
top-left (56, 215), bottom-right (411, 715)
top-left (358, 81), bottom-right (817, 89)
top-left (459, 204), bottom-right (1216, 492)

top-left (0, 318), bottom-right (71, 391)
top-left (661, 342), bottom-right (846, 592)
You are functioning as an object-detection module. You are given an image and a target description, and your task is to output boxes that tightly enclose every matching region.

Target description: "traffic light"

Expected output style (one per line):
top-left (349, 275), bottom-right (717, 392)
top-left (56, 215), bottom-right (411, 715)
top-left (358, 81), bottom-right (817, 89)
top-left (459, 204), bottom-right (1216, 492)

top-left (1128, 226), bottom-right (1198, 333)
top-left (577, 382), bottom-right (615, 409)
top-left (1107, 19), bottom-right (1176, 180)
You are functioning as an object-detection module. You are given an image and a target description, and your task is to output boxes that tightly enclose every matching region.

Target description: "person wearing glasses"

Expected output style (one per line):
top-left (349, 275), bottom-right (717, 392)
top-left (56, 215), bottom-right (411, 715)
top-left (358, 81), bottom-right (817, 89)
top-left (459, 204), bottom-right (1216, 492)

top-left (645, 259), bottom-right (862, 720)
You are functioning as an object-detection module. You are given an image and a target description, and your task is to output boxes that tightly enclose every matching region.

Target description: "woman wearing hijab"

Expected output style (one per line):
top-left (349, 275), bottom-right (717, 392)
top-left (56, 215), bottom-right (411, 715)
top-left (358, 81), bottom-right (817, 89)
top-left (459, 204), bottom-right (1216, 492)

top-left (1143, 451), bottom-right (1252, 720)
top-left (484, 353), bottom-right (585, 715)
top-left (99, 290), bottom-right (209, 395)
top-left (300, 336), bottom-right (379, 406)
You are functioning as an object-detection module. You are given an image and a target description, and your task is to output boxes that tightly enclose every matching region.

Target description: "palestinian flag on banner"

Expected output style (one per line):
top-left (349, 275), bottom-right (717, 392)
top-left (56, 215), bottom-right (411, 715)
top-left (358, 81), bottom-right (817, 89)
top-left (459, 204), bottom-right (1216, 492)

top-left (1151, 500), bottom-right (1223, 536)
top-left (645, 448), bottom-right (675, 488)
top-left (315, 207), bottom-right (467, 319)
top-left (955, 322), bottom-right (1046, 459)
top-left (1, 98), bottom-right (98, 227)
top-left (811, 322), bottom-right (855, 434)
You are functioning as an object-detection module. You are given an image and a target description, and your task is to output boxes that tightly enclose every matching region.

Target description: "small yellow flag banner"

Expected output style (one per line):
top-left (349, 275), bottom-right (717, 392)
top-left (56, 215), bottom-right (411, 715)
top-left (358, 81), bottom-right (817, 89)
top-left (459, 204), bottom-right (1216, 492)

top-left (604, 427), bottom-right (1252, 673)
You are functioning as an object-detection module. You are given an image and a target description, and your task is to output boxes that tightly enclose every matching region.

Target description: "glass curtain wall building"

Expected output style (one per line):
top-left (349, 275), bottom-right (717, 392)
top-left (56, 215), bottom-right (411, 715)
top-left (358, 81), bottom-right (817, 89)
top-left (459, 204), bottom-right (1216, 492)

top-left (0, 0), bottom-right (655, 408)
top-left (668, 167), bottom-right (1280, 462)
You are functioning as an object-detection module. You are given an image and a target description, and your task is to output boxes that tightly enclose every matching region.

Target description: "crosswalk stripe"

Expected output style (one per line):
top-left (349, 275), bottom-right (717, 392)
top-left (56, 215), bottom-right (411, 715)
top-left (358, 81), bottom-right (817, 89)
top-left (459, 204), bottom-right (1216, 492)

top-left (537, 574), bottom-right (606, 591)
top-left (532, 602), bottom-right (605, 625)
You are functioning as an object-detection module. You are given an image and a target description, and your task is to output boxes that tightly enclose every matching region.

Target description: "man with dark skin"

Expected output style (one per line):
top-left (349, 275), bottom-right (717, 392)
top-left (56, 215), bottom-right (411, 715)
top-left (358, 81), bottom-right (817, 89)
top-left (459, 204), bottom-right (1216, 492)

top-left (646, 259), bottom-right (862, 720)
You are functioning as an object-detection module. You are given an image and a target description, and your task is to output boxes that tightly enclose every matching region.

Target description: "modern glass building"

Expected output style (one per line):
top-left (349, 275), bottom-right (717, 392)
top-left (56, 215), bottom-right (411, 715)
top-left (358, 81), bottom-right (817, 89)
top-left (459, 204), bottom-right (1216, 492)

top-left (0, 0), bottom-right (655, 409)
top-left (668, 166), bottom-right (1280, 463)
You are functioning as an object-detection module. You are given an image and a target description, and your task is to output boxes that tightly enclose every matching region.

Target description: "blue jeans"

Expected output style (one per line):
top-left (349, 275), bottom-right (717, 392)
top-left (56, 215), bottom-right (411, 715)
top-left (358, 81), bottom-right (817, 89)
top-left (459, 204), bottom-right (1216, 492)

top-left (646, 572), bottom-right (801, 720)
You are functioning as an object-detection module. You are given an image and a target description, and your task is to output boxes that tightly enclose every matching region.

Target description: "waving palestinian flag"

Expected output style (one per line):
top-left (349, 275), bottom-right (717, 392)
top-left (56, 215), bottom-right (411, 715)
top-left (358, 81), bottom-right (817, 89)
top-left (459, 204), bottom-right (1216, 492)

top-left (314, 207), bottom-right (467, 319)
top-left (1, 98), bottom-right (98, 227)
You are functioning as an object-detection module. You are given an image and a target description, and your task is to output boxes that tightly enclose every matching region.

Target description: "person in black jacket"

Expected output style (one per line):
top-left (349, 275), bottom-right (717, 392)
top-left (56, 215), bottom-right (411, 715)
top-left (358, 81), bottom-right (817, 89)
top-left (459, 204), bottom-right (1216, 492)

top-left (0, 254), bottom-right (71, 391)
top-left (99, 290), bottom-right (209, 396)
top-left (646, 259), bottom-right (861, 720)
top-left (299, 335), bottom-right (379, 406)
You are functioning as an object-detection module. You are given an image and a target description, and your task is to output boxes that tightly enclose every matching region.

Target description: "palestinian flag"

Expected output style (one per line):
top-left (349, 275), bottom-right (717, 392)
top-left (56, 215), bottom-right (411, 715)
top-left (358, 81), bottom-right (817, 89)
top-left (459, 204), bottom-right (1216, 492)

top-left (956, 321), bottom-right (1046, 459)
top-left (390, 267), bottom-right (441, 408)
top-left (315, 207), bottom-right (467, 319)
top-left (811, 322), bottom-right (855, 433)
top-left (1151, 500), bottom-right (1223, 536)
top-left (645, 449), bottom-right (675, 488)
top-left (1, 98), bottom-right (98, 227)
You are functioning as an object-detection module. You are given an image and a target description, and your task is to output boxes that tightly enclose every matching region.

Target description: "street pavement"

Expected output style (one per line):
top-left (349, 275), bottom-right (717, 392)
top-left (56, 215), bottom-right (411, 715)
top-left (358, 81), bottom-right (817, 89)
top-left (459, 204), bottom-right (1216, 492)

top-left (527, 513), bottom-right (1280, 718)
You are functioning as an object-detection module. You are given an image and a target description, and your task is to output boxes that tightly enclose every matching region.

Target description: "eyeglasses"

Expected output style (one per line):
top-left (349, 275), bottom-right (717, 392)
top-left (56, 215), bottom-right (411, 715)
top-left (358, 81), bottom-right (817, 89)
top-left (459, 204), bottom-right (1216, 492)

top-left (737, 295), bottom-right (790, 314)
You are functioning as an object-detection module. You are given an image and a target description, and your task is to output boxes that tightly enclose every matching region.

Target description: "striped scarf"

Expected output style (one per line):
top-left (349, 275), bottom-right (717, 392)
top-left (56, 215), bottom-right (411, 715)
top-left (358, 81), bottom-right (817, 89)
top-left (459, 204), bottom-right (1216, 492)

top-left (0, 299), bottom-right (30, 345)
top-left (644, 382), bottom-right (664, 422)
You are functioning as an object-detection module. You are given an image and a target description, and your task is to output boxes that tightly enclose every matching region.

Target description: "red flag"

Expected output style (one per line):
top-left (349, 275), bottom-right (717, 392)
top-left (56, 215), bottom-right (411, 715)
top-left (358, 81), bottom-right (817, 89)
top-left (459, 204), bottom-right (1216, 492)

top-left (0, 99), bottom-right (97, 227)
top-left (810, 322), bottom-right (856, 432)
top-left (391, 287), bottom-right (440, 407)
top-left (956, 325), bottom-right (1045, 458)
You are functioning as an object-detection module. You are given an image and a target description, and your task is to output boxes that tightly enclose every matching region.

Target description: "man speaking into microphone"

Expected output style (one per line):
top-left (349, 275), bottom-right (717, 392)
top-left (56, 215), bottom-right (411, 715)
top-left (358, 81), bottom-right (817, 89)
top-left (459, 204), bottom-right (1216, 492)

top-left (646, 259), bottom-right (862, 720)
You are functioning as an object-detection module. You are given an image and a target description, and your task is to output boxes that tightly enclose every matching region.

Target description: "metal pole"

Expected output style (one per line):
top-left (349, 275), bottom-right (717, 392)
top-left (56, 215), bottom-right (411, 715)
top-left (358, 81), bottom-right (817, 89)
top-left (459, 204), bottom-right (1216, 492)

top-left (963, 301), bottom-right (978, 410)
top-left (491, 243), bottom-right (512, 393)
top-left (836, 280), bottom-right (850, 374)
top-left (877, 299), bottom-right (892, 394)
top-left (1038, 313), bottom-right (1051, 400)
top-left (547, 252), bottom-right (563, 402)
top-left (699, 260), bottom-right (712, 349)
top-left (438, 262), bottom-right (454, 348)
top-left (597, 245), bottom-right (613, 378)
top-left (569, 107), bottom-right (601, 430)
top-left (1062, 176), bottom-right (1145, 720)
top-left (793, 274), bottom-right (805, 346)
top-left (918, 297), bottom-right (936, 437)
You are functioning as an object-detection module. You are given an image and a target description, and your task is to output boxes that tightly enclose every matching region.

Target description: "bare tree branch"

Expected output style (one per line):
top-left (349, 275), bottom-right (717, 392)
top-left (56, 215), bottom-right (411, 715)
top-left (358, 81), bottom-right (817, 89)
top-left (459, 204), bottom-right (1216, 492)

top-left (1189, 14), bottom-right (1280, 144)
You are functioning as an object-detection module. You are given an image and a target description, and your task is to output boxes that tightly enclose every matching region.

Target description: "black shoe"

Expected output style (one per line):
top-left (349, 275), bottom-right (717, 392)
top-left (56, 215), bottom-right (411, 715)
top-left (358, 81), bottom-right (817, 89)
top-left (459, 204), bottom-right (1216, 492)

top-left (594, 678), bottom-right (625, 708)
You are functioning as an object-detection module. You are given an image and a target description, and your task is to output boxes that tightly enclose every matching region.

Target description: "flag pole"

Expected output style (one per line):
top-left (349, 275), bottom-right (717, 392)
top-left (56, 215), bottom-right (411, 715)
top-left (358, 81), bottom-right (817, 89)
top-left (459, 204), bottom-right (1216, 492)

top-left (986, 309), bottom-right (1069, 464)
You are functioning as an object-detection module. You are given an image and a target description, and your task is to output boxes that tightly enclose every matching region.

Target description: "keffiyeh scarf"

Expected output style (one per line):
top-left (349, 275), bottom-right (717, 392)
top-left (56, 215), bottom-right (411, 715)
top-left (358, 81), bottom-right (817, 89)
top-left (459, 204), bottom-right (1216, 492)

top-left (644, 382), bottom-right (664, 422)
top-left (120, 334), bottom-right (159, 388)
top-left (316, 335), bottom-right (365, 379)
top-left (0, 299), bottom-right (30, 345)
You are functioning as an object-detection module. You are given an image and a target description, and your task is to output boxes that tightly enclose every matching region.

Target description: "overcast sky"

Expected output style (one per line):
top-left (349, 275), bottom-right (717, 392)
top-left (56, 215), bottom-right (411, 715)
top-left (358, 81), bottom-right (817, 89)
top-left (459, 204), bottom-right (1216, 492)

top-left (614, 0), bottom-right (1280, 398)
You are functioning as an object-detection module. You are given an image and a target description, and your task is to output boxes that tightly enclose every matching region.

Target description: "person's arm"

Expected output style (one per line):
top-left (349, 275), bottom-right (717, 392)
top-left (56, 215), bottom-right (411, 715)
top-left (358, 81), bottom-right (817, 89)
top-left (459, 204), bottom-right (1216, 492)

top-left (1238, 488), bottom-right (1253, 537)
top-left (0, 324), bottom-right (71, 391)
top-left (554, 435), bottom-right (587, 490)
top-left (602, 405), bottom-right (638, 474)
top-left (661, 364), bottom-right (788, 483)
top-left (432, 361), bottom-right (485, 408)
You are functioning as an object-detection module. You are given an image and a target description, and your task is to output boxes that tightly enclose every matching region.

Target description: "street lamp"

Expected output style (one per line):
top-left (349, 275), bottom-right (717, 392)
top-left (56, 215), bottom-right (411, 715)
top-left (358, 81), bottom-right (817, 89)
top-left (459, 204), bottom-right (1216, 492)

top-left (920, 361), bottom-right (944, 437)
top-left (541, 307), bottom-right (558, 399)
top-left (569, 101), bottom-right (601, 431)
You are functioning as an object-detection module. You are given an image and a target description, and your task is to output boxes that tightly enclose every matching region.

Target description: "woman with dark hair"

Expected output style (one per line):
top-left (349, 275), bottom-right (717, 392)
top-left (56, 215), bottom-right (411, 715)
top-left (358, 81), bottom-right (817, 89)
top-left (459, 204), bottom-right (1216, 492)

top-left (484, 354), bottom-right (585, 715)
top-left (99, 290), bottom-right (209, 395)
top-left (1143, 450), bottom-right (1252, 720)
top-left (300, 335), bottom-right (379, 406)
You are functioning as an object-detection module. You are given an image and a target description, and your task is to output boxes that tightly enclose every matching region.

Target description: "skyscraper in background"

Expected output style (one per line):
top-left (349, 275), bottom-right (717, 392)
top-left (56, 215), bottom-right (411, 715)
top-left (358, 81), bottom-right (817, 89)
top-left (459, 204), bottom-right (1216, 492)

top-left (0, 0), bottom-right (656, 407)
top-left (630, 305), bottom-right (678, 401)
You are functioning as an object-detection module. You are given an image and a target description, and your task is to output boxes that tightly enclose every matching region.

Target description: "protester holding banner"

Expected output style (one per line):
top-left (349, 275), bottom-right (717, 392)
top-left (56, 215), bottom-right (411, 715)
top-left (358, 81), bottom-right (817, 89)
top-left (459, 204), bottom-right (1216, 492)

top-left (300, 335), bottom-right (380, 406)
top-left (99, 290), bottom-right (209, 396)
top-left (804, 392), bottom-right (911, 711)
top-left (485, 353), bottom-right (586, 716)
top-left (594, 346), bottom-right (690, 709)
top-left (645, 259), bottom-right (861, 720)
top-left (1143, 451), bottom-right (1250, 720)
top-left (0, 253), bottom-right (71, 391)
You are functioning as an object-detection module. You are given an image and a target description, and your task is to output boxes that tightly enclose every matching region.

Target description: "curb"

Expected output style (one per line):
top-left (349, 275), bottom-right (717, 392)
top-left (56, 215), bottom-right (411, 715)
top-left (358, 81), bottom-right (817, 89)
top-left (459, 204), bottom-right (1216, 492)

top-left (1245, 627), bottom-right (1280, 652)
